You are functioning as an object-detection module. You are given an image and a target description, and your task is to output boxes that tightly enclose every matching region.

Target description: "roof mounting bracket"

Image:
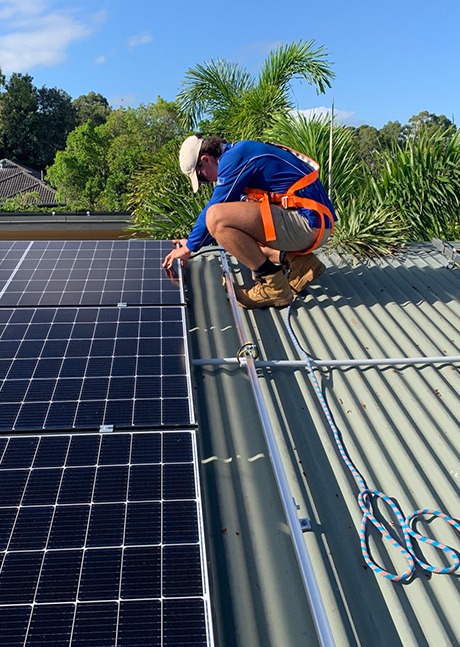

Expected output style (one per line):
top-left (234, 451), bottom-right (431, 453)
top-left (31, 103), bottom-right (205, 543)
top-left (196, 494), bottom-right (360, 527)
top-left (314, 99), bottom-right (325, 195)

top-left (236, 341), bottom-right (260, 365)
top-left (432, 238), bottom-right (460, 268)
top-left (100, 425), bottom-right (114, 433)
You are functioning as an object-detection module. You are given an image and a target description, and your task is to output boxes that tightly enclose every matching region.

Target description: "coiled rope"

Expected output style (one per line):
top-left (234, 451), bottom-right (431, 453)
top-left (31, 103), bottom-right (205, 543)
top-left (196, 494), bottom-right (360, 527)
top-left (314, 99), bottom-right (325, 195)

top-left (285, 302), bottom-right (460, 582)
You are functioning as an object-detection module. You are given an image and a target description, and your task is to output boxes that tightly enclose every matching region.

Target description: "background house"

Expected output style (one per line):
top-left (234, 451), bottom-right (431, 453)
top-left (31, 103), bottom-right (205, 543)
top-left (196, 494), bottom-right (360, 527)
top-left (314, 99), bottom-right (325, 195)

top-left (0, 159), bottom-right (132, 240)
top-left (0, 158), bottom-right (57, 205)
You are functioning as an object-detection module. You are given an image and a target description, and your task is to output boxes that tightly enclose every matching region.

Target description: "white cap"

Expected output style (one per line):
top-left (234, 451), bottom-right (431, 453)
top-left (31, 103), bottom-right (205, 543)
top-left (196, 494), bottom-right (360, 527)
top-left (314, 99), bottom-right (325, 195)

top-left (179, 135), bottom-right (203, 192)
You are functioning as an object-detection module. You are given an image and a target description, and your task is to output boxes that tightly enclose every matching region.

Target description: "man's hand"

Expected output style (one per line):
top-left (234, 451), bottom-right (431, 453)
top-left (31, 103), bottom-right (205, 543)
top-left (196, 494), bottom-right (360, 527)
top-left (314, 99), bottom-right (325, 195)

top-left (162, 239), bottom-right (192, 269)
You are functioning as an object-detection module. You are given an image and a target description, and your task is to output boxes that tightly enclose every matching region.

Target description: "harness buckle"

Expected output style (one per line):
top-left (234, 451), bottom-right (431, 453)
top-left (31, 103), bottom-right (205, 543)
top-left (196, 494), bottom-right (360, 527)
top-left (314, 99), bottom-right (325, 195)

top-left (281, 195), bottom-right (290, 209)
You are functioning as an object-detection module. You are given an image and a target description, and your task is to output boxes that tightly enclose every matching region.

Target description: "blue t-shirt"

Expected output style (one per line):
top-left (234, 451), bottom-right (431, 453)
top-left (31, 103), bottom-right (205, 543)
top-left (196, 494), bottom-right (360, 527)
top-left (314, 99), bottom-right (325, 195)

top-left (186, 140), bottom-right (336, 252)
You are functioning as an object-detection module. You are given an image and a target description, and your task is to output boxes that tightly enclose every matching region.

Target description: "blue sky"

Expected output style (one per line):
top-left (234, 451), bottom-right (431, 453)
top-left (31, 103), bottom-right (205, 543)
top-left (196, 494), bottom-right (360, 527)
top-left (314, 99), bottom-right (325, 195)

top-left (0, 0), bottom-right (459, 129)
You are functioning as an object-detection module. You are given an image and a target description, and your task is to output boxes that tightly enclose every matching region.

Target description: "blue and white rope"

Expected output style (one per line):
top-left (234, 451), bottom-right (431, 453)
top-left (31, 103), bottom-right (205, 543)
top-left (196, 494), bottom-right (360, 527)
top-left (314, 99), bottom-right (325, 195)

top-left (285, 303), bottom-right (460, 582)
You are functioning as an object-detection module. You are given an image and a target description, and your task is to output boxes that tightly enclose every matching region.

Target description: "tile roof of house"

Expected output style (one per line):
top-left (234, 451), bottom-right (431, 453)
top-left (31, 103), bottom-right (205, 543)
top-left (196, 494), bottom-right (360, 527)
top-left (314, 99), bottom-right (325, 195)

top-left (0, 158), bottom-right (57, 204)
top-left (185, 241), bottom-right (460, 647)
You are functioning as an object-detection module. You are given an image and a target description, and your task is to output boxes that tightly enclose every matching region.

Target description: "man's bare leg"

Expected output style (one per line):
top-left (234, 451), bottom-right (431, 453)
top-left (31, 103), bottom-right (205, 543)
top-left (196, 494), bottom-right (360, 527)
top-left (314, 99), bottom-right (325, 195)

top-left (206, 202), bottom-right (274, 270)
top-left (206, 202), bottom-right (292, 308)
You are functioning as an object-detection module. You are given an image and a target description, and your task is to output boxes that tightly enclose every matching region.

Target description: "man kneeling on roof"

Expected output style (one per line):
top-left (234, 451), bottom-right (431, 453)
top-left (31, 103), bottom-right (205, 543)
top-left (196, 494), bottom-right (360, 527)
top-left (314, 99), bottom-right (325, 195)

top-left (162, 135), bottom-right (337, 309)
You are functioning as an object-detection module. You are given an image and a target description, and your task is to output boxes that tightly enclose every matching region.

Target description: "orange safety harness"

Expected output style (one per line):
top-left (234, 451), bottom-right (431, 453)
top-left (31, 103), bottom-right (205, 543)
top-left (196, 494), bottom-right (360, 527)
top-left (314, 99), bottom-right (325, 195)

top-left (244, 144), bottom-right (335, 255)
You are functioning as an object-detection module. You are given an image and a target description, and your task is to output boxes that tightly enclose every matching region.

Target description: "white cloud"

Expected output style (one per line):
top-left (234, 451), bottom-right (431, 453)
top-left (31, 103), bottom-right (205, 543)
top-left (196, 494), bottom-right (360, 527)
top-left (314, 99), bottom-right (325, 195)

top-left (0, 1), bottom-right (103, 74)
top-left (128, 32), bottom-right (153, 49)
top-left (94, 55), bottom-right (106, 65)
top-left (0, 0), bottom-right (46, 21)
top-left (295, 106), bottom-right (357, 125)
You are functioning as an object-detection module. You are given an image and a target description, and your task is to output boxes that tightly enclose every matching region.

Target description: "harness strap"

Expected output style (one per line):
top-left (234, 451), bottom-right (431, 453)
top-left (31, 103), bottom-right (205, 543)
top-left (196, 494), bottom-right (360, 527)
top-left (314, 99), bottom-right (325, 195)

top-left (244, 143), bottom-right (334, 255)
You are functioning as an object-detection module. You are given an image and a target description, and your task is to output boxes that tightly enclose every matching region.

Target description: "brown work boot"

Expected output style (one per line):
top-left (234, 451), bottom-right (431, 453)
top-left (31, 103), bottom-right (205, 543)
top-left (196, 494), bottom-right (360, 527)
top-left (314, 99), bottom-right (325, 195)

top-left (235, 270), bottom-right (294, 309)
top-left (283, 252), bottom-right (326, 293)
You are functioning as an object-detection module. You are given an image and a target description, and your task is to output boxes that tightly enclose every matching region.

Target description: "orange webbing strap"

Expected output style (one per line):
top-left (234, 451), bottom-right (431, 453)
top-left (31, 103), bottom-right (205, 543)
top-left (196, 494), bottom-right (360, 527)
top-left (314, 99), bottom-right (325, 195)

top-left (259, 193), bottom-right (276, 241)
top-left (286, 197), bottom-right (335, 255)
top-left (245, 188), bottom-right (335, 249)
top-left (244, 145), bottom-right (333, 249)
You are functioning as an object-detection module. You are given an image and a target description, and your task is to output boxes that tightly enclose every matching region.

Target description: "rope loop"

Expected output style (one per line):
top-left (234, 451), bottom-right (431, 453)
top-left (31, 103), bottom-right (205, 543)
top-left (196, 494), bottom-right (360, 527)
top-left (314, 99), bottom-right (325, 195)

top-left (285, 303), bottom-right (460, 583)
top-left (405, 509), bottom-right (460, 575)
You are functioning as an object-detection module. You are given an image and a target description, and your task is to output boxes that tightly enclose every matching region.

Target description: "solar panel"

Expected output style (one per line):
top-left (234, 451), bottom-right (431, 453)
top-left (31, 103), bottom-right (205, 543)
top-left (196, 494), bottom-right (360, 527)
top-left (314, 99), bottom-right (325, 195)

top-left (0, 240), bottom-right (183, 307)
top-left (0, 239), bottom-right (214, 644)
top-left (0, 305), bottom-right (193, 431)
top-left (0, 430), bottom-right (213, 646)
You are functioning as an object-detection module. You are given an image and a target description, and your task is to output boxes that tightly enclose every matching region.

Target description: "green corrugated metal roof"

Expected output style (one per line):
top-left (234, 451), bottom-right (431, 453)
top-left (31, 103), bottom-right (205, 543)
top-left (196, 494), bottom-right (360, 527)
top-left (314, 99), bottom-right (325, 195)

top-left (186, 242), bottom-right (460, 647)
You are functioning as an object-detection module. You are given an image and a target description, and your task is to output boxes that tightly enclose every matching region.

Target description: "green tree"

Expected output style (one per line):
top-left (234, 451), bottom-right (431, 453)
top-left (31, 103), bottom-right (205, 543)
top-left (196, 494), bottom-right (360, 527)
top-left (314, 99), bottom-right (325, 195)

top-left (73, 91), bottom-right (111, 127)
top-left (0, 73), bottom-right (77, 168)
top-left (403, 111), bottom-right (455, 142)
top-left (350, 124), bottom-right (382, 174)
top-left (379, 120), bottom-right (403, 149)
top-left (0, 73), bottom-right (38, 163)
top-left (177, 40), bottom-right (334, 140)
top-left (46, 121), bottom-right (108, 209)
top-left (35, 86), bottom-right (77, 167)
top-left (47, 98), bottom-right (184, 210)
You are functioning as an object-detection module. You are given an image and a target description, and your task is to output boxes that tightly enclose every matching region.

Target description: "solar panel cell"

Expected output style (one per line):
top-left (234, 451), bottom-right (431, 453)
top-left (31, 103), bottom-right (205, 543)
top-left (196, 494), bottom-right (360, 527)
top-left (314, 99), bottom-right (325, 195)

top-left (163, 599), bottom-right (209, 646)
top-left (36, 550), bottom-right (83, 602)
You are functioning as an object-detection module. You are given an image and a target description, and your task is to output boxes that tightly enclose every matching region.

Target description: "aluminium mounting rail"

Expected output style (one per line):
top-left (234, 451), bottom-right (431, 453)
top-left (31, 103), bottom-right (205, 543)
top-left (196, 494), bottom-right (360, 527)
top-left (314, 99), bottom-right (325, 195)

top-left (193, 355), bottom-right (460, 369)
top-left (218, 251), bottom-right (336, 647)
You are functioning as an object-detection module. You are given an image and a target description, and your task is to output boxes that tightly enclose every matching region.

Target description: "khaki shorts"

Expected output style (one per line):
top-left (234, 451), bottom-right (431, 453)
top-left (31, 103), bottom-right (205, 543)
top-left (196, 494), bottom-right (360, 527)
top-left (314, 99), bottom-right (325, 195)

top-left (269, 205), bottom-right (331, 251)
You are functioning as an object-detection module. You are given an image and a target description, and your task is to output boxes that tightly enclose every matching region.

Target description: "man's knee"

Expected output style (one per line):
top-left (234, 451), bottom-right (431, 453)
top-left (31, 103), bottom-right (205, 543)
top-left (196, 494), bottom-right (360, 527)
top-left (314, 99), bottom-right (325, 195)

top-left (206, 203), bottom-right (225, 236)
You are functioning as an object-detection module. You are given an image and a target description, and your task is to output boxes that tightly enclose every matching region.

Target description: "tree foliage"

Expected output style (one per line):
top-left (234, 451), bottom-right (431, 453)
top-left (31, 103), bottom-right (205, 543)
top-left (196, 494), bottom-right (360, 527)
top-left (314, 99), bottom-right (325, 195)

top-left (0, 191), bottom-right (42, 212)
top-left (1, 60), bottom-right (459, 257)
top-left (73, 91), bottom-right (111, 127)
top-left (0, 73), bottom-right (77, 168)
top-left (266, 112), bottom-right (363, 202)
top-left (128, 139), bottom-right (212, 239)
top-left (46, 98), bottom-right (185, 211)
top-left (372, 127), bottom-right (460, 240)
top-left (403, 111), bottom-right (454, 142)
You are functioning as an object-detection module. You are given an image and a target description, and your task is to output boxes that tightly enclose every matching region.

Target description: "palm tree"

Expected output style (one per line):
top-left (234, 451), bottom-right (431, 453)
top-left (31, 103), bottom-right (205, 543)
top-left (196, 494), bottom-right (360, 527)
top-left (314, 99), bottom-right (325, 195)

top-left (177, 40), bottom-right (334, 140)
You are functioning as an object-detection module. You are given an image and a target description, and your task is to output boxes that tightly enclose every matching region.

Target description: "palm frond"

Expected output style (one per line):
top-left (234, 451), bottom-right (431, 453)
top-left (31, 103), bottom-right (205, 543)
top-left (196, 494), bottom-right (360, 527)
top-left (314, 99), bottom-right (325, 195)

top-left (127, 139), bottom-right (212, 239)
top-left (258, 40), bottom-right (335, 97)
top-left (373, 127), bottom-right (460, 240)
top-left (329, 197), bottom-right (405, 258)
top-left (176, 59), bottom-right (253, 130)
